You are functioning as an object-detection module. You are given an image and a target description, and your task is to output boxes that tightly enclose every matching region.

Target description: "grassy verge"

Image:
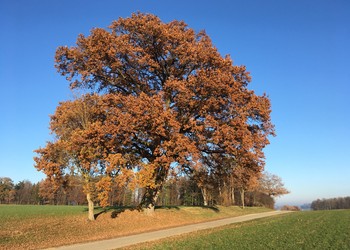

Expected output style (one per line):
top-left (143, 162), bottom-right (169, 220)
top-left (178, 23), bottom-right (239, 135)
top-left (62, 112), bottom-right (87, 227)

top-left (0, 204), bottom-right (270, 249)
top-left (0, 204), bottom-right (87, 220)
top-left (133, 210), bottom-right (350, 250)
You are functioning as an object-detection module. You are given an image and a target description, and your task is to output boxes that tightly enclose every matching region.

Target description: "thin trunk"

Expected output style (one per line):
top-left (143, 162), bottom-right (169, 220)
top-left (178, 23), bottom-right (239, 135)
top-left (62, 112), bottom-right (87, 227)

top-left (240, 188), bottom-right (245, 209)
top-left (201, 187), bottom-right (208, 206)
top-left (87, 192), bottom-right (95, 221)
top-left (229, 174), bottom-right (235, 205)
top-left (231, 186), bottom-right (235, 205)
top-left (122, 187), bottom-right (127, 206)
top-left (223, 180), bottom-right (227, 206)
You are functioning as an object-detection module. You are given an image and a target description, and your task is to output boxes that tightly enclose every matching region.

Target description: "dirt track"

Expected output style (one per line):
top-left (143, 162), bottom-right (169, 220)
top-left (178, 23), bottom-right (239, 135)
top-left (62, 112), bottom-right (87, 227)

top-left (50, 210), bottom-right (292, 250)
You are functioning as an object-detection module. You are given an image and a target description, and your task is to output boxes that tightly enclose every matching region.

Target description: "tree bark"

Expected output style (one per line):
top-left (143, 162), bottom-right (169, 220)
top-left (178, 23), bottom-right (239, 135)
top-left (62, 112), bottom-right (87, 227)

top-left (141, 187), bottom-right (160, 215)
top-left (144, 202), bottom-right (156, 215)
top-left (87, 192), bottom-right (95, 221)
top-left (240, 188), bottom-right (245, 209)
top-left (231, 186), bottom-right (235, 205)
top-left (201, 187), bottom-right (208, 206)
top-left (229, 175), bottom-right (235, 205)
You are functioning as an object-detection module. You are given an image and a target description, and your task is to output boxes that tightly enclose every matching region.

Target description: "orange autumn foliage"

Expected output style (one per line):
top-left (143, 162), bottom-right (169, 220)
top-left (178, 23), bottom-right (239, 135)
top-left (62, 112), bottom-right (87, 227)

top-left (35, 13), bottom-right (275, 217)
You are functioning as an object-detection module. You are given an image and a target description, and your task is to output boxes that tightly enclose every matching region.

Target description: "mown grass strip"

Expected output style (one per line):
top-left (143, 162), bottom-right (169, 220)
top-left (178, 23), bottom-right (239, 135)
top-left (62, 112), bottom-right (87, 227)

top-left (137, 210), bottom-right (350, 250)
top-left (0, 205), bottom-right (87, 220)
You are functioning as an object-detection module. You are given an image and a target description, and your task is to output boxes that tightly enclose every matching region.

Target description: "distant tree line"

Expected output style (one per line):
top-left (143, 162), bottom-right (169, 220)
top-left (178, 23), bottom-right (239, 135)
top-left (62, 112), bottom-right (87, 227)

top-left (0, 172), bottom-right (287, 209)
top-left (0, 178), bottom-right (40, 205)
top-left (311, 197), bottom-right (350, 210)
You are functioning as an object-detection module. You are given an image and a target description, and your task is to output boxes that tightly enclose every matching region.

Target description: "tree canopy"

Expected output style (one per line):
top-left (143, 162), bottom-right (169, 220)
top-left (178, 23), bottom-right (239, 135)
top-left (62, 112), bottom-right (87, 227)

top-left (34, 13), bottom-right (275, 220)
top-left (258, 171), bottom-right (290, 198)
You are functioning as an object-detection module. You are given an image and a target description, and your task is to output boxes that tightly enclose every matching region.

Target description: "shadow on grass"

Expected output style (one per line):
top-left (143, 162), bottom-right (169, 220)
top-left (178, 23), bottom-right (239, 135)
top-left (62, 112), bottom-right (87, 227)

top-left (155, 205), bottom-right (180, 210)
top-left (89, 206), bottom-right (141, 219)
top-left (156, 205), bottom-right (219, 213)
top-left (201, 205), bottom-right (220, 213)
top-left (85, 205), bottom-right (220, 219)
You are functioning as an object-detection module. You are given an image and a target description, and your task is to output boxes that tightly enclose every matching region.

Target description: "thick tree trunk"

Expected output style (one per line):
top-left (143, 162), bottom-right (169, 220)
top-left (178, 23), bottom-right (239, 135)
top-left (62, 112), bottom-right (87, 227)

top-left (144, 202), bottom-right (156, 215)
top-left (141, 187), bottom-right (160, 215)
top-left (86, 192), bottom-right (95, 221)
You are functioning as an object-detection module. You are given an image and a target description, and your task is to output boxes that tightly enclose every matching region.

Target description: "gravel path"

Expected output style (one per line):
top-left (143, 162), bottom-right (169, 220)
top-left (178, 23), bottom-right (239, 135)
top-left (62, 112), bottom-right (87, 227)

top-left (49, 210), bottom-right (291, 250)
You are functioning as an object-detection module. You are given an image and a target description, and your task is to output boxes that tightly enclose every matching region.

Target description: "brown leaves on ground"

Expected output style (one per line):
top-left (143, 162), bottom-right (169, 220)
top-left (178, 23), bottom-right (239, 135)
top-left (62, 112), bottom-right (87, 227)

top-left (0, 206), bottom-right (270, 250)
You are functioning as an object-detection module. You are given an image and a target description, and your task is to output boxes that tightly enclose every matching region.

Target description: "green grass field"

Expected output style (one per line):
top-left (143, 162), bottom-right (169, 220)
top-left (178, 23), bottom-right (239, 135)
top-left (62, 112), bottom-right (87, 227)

top-left (0, 204), bottom-right (87, 220)
top-left (3, 205), bottom-right (349, 250)
top-left (0, 204), bottom-right (268, 221)
top-left (138, 210), bottom-right (350, 250)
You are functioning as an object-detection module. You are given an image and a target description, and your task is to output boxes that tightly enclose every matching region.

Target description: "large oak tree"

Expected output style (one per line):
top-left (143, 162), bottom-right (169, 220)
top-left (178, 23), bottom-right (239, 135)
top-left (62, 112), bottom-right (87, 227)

top-left (35, 13), bottom-right (274, 219)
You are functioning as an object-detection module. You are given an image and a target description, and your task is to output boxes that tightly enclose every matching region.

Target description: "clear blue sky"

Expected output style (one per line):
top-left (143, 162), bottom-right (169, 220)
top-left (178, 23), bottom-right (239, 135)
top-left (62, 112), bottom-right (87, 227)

top-left (1, 0), bottom-right (349, 206)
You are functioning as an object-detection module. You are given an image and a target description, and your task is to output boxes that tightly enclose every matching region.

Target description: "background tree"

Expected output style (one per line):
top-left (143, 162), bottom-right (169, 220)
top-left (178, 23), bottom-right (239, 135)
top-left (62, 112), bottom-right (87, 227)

top-left (65, 175), bottom-right (86, 205)
top-left (311, 197), bottom-right (350, 210)
top-left (232, 165), bottom-right (260, 209)
top-left (192, 163), bottom-right (215, 206)
top-left (0, 177), bottom-right (15, 204)
top-left (34, 94), bottom-right (133, 220)
top-left (14, 180), bottom-right (38, 204)
top-left (281, 205), bottom-right (300, 211)
top-left (258, 171), bottom-right (290, 198)
top-left (39, 178), bottom-right (58, 204)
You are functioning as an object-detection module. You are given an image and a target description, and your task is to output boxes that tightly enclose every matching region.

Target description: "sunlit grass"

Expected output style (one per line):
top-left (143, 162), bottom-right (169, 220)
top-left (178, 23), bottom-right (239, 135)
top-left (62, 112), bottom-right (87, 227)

top-left (177, 205), bottom-right (271, 219)
top-left (0, 204), bottom-right (87, 220)
top-left (139, 210), bottom-right (350, 250)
